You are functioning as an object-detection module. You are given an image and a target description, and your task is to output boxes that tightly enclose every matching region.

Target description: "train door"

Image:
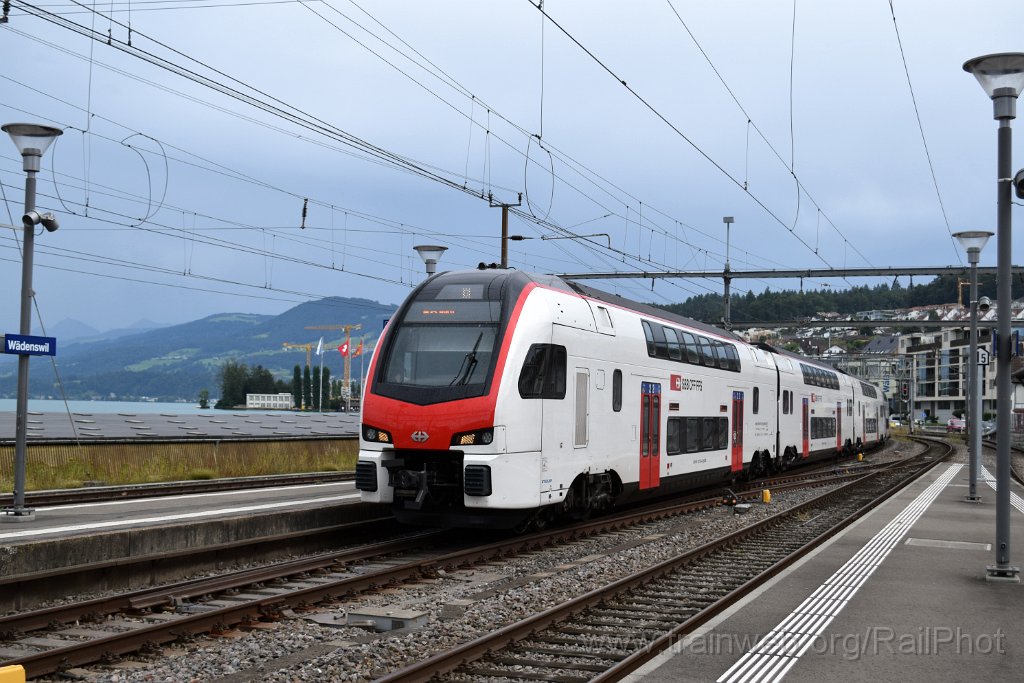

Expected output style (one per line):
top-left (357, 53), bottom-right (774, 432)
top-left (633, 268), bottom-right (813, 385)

top-left (731, 391), bottom-right (744, 473)
top-left (837, 401), bottom-right (843, 451)
top-left (802, 397), bottom-right (810, 458)
top-left (639, 382), bottom-right (661, 489)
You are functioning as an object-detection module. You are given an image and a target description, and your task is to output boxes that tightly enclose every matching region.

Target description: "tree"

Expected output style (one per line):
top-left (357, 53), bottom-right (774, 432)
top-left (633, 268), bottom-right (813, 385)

top-left (215, 360), bottom-right (248, 408)
top-left (322, 367), bottom-right (332, 410)
top-left (198, 388), bottom-right (210, 409)
top-left (312, 366), bottom-right (321, 411)
top-left (303, 365), bottom-right (312, 411)
top-left (292, 365), bottom-right (302, 410)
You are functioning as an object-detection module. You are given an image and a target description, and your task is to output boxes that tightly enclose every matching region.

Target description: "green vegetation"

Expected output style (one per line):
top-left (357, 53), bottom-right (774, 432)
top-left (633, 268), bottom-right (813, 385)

top-left (215, 359), bottom-right (289, 409)
top-left (660, 273), bottom-right (1021, 324)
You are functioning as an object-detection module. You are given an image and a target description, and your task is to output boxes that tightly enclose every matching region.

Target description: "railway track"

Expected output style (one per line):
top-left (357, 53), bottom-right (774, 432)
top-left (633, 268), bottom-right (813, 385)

top-left (0, 453), bottom-right (912, 680)
top-left (375, 438), bottom-right (951, 683)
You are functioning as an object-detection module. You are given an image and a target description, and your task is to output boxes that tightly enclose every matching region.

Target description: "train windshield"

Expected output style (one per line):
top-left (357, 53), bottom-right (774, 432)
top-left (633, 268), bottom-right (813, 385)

top-left (382, 324), bottom-right (497, 388)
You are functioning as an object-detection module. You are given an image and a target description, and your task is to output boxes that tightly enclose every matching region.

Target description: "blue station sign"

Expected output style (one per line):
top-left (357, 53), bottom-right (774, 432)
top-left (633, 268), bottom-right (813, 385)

top-left (3, 333), bottom-right (57, 356)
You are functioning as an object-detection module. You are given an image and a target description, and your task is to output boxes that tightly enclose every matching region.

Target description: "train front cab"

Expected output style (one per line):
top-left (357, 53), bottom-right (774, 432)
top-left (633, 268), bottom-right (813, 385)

top-left (356, 271), bottom-right (596, 529)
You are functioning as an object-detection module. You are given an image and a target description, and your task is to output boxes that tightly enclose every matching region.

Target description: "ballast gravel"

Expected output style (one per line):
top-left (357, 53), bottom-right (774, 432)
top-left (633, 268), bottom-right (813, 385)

top-left (36, 442), bottom-right (925, 683)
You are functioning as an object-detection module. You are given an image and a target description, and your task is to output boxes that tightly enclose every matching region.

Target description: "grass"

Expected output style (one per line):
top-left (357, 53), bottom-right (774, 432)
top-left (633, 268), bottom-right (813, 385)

top-left (0, 438), bottom-right (358, 491)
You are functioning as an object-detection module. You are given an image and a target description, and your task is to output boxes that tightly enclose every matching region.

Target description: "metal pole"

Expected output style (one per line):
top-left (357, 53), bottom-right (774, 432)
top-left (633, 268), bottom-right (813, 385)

top-left (318, 350), bottom-right (324, 413)
top-left (966, 251), bottom-right (981, 502)
top-left (723, 216), bottom-right (733, 328)
top-left (500, 204), bottom-right (509, 269)
top-left (10, 164), bottom-right (37, 518)
top-left (988, 114), bottom-right (1019, 580)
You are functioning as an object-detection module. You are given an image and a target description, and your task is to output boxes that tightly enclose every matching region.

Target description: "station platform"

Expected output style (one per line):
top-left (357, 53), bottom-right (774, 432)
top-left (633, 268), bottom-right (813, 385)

top-left (631, 449), bottom-right (1024, 682)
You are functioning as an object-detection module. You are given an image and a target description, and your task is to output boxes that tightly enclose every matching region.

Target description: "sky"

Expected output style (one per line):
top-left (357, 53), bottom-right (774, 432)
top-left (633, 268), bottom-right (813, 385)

top-left (1, 0), bottom-right (1023, 336)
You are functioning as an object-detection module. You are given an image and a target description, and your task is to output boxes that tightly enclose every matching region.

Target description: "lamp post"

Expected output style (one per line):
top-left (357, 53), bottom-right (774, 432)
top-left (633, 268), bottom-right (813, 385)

top-left (953, 230), bottom-right (993, 504)
top-left (413, 245), bottom-right (447, 275)
top-left (2, 122), bottom-right (63, 522)
top-left (723, 216), bottom-right (734, 329)
top-left (963, 52), bottom-right (1024, 582)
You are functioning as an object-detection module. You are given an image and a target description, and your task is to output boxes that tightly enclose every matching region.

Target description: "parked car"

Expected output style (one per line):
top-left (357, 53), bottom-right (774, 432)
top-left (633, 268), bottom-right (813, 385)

top-left (947, 417), bottom-right (966, 433)
top-left (888, 417), bottom-right (904, 428)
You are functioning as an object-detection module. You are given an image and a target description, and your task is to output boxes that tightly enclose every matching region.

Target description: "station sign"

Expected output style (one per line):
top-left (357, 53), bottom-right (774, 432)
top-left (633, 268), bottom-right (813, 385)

top-left (3, 333), bottom-right (57, 356)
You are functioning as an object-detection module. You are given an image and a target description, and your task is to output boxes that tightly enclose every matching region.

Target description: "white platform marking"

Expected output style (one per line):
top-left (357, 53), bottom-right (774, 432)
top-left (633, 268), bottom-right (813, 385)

top-left (980, 466), bottom-right (1024, 515)
top-left (717, 463), bottom-right (962, 683)
top-left (0, 493), bottom-right (361, 541)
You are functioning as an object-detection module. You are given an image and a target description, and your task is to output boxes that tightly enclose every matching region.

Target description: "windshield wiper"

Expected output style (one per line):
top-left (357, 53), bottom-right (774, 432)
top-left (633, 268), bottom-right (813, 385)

top-left (449, 332), bottom-right (483, 386)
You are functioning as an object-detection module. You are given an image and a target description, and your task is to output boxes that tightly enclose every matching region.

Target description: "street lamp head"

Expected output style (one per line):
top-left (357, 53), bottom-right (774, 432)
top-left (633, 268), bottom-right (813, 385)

top-left (963, 53), bottom-right (1024, 119)
top-left (2, 123), bottom-right (63, 170)
top-left (953, 230), bottom-right (994, 263)
top-left (413, 244), bottom-right (447, 275)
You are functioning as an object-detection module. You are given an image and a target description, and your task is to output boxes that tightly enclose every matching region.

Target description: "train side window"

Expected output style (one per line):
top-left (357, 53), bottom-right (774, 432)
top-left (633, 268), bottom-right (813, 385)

top-left (678, 331), bottom-right (701, 364)
top-left (518, 344), bottom-right (567, 399)
top-left (702, 417), bottom-right (718, 450)
top-left (718, 417), bottom-right (729, 449)
top-left (612, 369), bottom-right (622, 412)
top-left (666, 417), bottom-right (682, 455)
top-left (685, 417), bottom-right (701, 452)
top-left (651, 324), bottom-right (669, 359)
top-left (753, 387), bottom-right (760, 414)
top-left (698, 337), bottom-right (717, 367)
top-left (714, 342), bottom-right (730, 369)
top-left (641, 321), bottom-right (656, 356)
top-left (724, 344), bottom-right (741, 372)
top-left (664, 327), bottom-right (683, 361)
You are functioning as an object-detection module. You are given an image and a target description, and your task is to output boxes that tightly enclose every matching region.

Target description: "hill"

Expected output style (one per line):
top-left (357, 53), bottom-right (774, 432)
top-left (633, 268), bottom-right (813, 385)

top-left (0, 296), bottom-right (397, 401)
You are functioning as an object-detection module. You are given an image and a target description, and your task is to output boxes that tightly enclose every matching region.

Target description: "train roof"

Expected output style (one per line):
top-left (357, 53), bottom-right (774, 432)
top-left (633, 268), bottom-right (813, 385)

top-left (561, 278), bottom-right (746, 343)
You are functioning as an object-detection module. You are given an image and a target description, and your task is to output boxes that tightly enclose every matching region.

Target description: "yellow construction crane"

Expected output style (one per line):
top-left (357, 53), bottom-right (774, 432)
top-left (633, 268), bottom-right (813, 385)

top-left (957, 278), bottom-right (970, 308)
top-left (282, 341), bottom-right (314, 368)
top-left (305, 323), bottom-right (362, 401)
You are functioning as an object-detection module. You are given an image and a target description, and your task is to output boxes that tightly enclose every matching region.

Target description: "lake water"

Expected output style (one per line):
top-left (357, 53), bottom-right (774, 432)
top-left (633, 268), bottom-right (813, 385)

top-left (0, 399), bottom-right (309, 415)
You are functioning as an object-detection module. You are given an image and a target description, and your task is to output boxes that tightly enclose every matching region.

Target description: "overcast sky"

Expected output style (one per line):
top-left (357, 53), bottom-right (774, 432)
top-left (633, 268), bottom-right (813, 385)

top-left (1, 0), bottom-right (1023, 337)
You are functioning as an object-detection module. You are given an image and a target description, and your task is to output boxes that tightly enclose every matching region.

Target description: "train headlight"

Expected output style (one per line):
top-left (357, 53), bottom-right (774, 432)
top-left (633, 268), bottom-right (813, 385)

top-left (362, 424), bottom-right (392, 443)
top-left (451, 428), bottom-right (494, 447)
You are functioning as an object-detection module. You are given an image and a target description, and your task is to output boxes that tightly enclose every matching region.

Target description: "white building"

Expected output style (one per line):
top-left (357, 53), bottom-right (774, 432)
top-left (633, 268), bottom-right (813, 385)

top-left (246, 393), bottom-right (295, 410)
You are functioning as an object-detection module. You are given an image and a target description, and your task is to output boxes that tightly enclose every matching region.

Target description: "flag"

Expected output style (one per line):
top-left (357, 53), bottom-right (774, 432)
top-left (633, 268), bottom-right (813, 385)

top-left (315, 337), bottom-right (323, 356)
top-left (338, 342), bottom-right (348, 357)
top-left (353, 342), bottom-right (363, 357)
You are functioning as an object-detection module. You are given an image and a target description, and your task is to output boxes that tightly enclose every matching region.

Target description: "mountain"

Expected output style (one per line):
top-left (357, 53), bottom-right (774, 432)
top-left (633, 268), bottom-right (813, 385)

top-left (0, 296), bottom-right (397, 401)
top-left (44, 318), bottom-right (100, 342)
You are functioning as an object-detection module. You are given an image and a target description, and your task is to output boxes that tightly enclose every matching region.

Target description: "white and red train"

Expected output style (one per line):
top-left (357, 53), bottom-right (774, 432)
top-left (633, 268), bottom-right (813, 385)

top-left (356, 269), bottom-right (888, 529)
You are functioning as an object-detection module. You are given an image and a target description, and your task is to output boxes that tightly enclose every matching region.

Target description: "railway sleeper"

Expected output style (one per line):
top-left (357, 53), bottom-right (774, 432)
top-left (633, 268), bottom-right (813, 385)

top-left (524, 633), bottom-right (636, 653)
top-left (490, 655), bottom-right (614, 673)
top-left (613, 596), bottom-right (711, 611)
top-left (514, 643), bottom-right (628, 661)
top-left (601, 604), bottom-right (701, 619)
top-left (459, 665), bottom-right (591, 683)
